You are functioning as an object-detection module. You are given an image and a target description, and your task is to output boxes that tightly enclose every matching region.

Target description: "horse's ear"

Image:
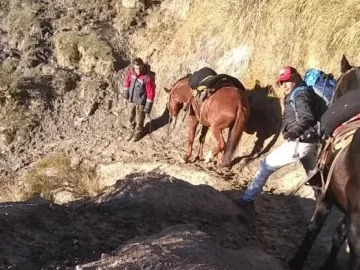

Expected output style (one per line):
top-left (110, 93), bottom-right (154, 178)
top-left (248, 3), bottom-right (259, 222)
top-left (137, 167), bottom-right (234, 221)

top-left (341, 54), bottom-right (352, 73)
top-left (163, 87), bottom-right (170, 94)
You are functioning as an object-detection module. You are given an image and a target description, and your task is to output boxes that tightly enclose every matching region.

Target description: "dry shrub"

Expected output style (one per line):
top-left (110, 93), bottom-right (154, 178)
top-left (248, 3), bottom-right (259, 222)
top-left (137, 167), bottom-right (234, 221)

top-left (53, 31), bottom-right (114, 76)
top-left (114, 3), bottom-right (139, 33)
top-left (0, 67), bottom-right (42, 144)
top-left (24, 153), bottom-right (104, 201)
top-left (128, 0), bottom-right (360, 105)
top-left (0, 175), bottom-right (24, 202)
top-left (0, 101), bottom-right (38, 144)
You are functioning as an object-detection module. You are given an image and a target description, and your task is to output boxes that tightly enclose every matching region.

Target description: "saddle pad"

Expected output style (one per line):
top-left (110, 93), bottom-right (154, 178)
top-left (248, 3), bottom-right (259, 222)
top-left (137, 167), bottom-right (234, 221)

top-left (201, 74), bottom-right (245, 91)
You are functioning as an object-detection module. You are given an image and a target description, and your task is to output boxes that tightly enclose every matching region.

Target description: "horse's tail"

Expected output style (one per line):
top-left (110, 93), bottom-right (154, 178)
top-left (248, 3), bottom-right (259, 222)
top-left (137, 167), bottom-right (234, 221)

top-left (220, 102), bottom-right (249, 167)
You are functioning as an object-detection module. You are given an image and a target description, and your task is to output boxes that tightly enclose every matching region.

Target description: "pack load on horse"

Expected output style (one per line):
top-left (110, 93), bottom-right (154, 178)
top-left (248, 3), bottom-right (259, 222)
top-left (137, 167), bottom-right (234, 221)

top-left (288, 55), bottom-right (360, 270)
top-left (188, 67), bottom-right (245, 102)
top-left (164, 69), bottom-right (250, 167)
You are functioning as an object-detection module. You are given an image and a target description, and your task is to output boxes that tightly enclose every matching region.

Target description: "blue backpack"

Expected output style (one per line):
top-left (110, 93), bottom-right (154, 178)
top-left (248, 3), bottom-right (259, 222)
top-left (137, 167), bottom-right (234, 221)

top-left (303, 68), bottom-right (336, 106)
top-left (290, 69), bottom-right (336, 121)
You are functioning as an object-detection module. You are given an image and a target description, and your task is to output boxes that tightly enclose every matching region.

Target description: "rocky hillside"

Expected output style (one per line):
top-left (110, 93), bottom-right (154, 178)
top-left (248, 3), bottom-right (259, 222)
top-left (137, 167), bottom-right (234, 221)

top-left (0, 0), bottom-right (357, 269)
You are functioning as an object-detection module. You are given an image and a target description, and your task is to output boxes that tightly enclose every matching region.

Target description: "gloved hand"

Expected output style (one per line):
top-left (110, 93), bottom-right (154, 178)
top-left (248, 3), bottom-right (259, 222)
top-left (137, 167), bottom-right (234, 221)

top-left (301, 126), bottom-right (319, 142)
top-left (122, 88), bottom-right (129, 99)
top-left (283, 131), bottom-right (299, 140)
top-left (144, 100), bottom-right (153, 114)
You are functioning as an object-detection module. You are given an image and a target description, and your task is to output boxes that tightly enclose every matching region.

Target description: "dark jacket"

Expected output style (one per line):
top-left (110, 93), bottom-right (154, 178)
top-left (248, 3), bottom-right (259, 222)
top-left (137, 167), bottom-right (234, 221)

top-left (282, 84), bottom-right (317, 140)
top-left (124, 65), bottom-right (156, 105)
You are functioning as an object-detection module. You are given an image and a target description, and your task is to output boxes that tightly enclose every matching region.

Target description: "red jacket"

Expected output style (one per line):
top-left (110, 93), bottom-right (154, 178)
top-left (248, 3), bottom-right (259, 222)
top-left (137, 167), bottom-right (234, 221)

top-left (124, 66), bottom-right (156, 102)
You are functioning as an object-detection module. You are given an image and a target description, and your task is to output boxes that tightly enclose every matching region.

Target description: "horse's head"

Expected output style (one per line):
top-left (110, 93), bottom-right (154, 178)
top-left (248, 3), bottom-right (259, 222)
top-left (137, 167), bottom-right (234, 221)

top-left (164, 76), bottom-right (192, 117)
top-left (163, 76), bottom-right (192, 130)
top-left (334, 55), bottom-right (360, 100)
top-left (164, 87), bottom-right (183, 119)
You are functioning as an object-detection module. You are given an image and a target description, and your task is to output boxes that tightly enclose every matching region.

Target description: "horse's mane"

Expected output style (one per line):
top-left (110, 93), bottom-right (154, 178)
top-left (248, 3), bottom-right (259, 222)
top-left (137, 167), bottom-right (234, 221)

top-left (333, 67), bottom-right (360, 99)
top-left (173, 73), bottom-right (192, 86)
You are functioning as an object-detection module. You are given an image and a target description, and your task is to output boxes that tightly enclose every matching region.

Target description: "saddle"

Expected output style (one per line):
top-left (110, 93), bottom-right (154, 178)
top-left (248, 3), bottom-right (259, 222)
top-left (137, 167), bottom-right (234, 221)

top-left (314, 113), bottom-right (360, 192)
top-left (319, 113), bottom-right (360, 169)
top-left (291, 113), bottom-right (360, 195)
top-left (195, 74), bottom-right (245, 102)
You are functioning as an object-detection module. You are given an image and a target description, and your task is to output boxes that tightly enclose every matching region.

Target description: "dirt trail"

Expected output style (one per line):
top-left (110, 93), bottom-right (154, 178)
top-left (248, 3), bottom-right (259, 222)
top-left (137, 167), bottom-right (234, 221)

top-left (26, 104), bottom-right (349, 269)
top-left (0, 1), bottom-right (350, 269)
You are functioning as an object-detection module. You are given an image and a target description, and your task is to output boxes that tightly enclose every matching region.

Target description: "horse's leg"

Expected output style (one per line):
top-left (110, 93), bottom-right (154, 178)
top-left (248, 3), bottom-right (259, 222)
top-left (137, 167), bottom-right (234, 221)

top-left (184, 116), bottom-right (198, 163)
top-left (347, 129), bottom-right (360, 270)
top-left (319, 216), bottom-right (347, 270)
top-left (205, 127), bottom-right (225, 163)
top-left (347, 209), bottom-right (360, 270)
top-left (288, 194), bottom-right (333, 270)
top-left (195, 125), bottom-right (209, 161)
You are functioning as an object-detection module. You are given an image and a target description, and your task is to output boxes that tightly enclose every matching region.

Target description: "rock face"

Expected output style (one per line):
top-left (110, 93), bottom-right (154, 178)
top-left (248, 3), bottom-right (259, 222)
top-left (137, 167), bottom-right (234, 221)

top-left (0, 0), bottom-right (128, 174)
top-left (53, 31), bottom-right (115, 76)
top-left (0, 174), bottom-right (284, 269)
top-left (122, 0), bottom-right (145, 9)
top-left (80, 224), bottom-right (283, 270)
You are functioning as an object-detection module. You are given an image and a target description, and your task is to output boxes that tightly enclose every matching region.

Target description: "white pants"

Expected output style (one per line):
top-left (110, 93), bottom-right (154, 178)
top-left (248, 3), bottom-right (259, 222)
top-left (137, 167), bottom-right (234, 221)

top-left (242, 140), bottom-right (317, 201)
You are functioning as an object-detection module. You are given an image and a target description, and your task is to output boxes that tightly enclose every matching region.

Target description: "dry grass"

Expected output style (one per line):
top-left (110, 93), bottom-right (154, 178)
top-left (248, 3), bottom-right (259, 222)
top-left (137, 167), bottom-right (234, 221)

top-left (2, 2), bottom-right (39, 47)
top-left (0, 100), bottom-right (37, 144)
top-left (53, 31), bottom-right (114, 76)
top-left (0, 175), bottom-right (25, 203)
top-left (128, 0), bottom-right (360, 107)
top-left (0, 66), bottom-right (42, 144)
top-left (23, 153), bottom-right (104, 202)
top-left (0, 153), bottom-right (104, 203)
top-left (114, 3), bottom-right (139, 33)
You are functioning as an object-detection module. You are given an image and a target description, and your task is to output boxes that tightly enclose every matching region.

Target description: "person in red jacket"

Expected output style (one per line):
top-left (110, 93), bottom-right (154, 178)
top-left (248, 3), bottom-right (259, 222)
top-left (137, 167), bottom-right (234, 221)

top-left (122, 57), bottom-right (156, 141)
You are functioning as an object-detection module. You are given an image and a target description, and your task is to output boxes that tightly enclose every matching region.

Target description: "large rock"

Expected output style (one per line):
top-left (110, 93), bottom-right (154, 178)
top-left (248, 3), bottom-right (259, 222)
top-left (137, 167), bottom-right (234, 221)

top-left (53, 31), bottom-right (115, 77)
top-left (121, 0), bottom-right (145, 9)
top-left (80, 224), bottom-right (284, 270)
top-left (0, 175), bottom-right (258, 269)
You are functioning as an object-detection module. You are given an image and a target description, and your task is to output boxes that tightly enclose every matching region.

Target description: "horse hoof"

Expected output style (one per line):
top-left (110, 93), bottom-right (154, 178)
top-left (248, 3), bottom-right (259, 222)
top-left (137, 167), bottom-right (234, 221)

top-left (204, 152), bottom-right (213, 163)
top-left (182, 156), bottom-right (190, 164)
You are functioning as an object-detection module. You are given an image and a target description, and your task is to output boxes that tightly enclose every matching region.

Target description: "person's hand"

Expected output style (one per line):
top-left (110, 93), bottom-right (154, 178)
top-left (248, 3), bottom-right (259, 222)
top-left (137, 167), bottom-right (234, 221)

top-left (283, 131), bottom-right (299, 140)
top-left (144, 100), bottom-right (153, 114)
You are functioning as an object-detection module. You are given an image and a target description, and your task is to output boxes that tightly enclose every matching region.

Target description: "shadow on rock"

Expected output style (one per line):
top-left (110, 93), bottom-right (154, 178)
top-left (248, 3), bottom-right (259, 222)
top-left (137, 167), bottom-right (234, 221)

top-left (223, 187), bottom-right (348, 270)
top-left (0, 173), bottom-right (254, 269)
top-left (232, 80), bottom-right (282, 166)
top-left (142, 108), bottom-right (170, 138)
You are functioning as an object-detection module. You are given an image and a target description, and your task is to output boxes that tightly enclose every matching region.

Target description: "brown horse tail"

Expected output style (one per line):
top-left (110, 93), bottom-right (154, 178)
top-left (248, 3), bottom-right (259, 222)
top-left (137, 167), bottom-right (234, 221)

top-left (220, 102), bottom-right (249, 167)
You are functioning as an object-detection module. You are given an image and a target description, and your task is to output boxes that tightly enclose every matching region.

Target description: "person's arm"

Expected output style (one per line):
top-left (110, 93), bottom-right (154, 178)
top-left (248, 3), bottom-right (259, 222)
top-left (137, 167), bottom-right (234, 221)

top-left (292, 91), bottom-right (316, 136)
top-left (144, 76), bottom-right (156, 113)
top-left (122, 70), bottom-right (132, 99)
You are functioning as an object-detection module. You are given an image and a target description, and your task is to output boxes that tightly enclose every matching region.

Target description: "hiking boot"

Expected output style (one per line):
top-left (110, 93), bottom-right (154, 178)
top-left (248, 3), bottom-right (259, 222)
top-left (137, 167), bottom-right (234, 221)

top-left (126, 130), bottom-right (134, 141)
top-left (132, 130), bottom-right (143, 142)
top-left (233, 198), bottom-right (255, 211)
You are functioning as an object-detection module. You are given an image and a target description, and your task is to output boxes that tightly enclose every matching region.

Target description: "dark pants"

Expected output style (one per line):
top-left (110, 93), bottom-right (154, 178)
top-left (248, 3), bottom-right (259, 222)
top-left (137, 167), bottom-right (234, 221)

top-left (128, 103), bottom-right (145, 131)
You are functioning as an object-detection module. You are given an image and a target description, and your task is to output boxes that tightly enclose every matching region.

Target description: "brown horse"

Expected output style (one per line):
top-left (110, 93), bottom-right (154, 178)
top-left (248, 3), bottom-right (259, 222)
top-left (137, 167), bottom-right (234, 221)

top-left (288, 55), bottom-right (360, 270)
top-left (164, 75), bottom-right (202, 162)
top-left (164, 75), bottom-right (250, 167)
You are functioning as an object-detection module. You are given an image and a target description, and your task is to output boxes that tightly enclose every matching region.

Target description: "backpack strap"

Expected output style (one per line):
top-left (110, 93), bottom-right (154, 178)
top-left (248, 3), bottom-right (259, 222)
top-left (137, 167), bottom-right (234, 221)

top-left (289, 85), bottom-right (308, 122)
